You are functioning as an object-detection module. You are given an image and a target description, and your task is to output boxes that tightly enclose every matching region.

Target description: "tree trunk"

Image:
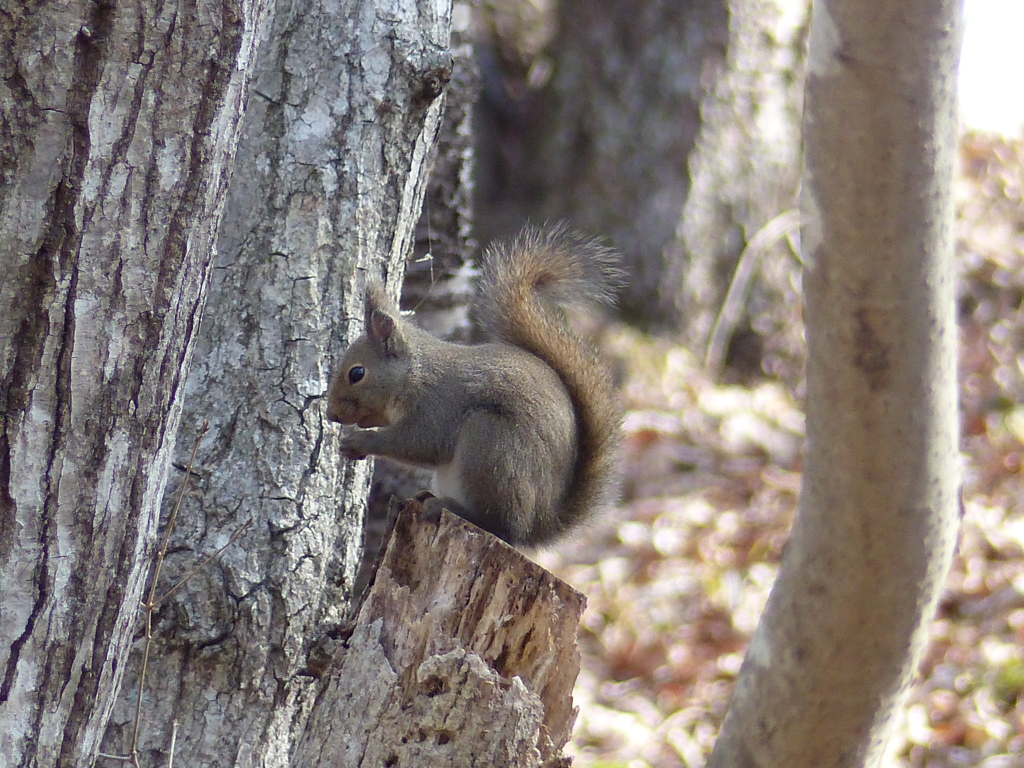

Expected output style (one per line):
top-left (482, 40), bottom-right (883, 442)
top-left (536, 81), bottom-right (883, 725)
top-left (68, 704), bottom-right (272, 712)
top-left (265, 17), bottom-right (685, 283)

top-left (707, 1), bottom-right (963, 765)
top-left (294, 501), bottom-right (585, 768)
top-left (0, 0), bottom-right (269, 765)
top-left (528, 0), bottom-right (732, 330)
top-left (404, 1), bottom-right (479, 331)
top-left (100, 0), bottom-right (453, 765)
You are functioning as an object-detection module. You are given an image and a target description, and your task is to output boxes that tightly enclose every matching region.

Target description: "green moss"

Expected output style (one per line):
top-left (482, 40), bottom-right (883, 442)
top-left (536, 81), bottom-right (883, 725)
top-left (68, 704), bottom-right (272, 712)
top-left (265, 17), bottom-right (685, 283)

top-left (993, 658), bottom-right (1024, 705)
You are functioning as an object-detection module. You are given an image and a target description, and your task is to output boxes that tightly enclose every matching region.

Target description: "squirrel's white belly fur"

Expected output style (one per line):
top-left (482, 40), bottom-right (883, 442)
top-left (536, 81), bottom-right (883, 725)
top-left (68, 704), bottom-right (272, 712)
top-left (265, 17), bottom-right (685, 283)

top-left (431, 463), bottom-right (467, 506)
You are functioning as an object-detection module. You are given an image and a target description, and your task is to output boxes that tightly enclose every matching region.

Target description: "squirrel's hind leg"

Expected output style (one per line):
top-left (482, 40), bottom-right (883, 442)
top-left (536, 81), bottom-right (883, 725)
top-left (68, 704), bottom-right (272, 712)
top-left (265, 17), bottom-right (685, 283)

top-left (418, 494), bottom-right (520, 545)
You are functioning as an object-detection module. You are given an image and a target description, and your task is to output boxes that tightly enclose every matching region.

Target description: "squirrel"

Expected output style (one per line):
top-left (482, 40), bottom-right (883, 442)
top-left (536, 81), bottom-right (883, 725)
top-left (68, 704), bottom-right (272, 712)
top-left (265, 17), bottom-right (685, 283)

top-left (326, 224), bottom-right (623, 546)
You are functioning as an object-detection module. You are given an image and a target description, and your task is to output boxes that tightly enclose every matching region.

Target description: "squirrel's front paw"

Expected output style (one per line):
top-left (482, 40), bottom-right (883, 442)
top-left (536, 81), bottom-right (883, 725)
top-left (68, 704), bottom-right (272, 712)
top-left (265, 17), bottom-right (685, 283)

top-left (340, 431), bottom-right (373, 460)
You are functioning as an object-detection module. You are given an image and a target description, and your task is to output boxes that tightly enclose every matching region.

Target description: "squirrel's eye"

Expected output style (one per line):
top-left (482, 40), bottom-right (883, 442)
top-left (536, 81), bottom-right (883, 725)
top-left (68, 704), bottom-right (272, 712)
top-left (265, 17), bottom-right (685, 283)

top-left (348, 365), bottom-right (365, 385)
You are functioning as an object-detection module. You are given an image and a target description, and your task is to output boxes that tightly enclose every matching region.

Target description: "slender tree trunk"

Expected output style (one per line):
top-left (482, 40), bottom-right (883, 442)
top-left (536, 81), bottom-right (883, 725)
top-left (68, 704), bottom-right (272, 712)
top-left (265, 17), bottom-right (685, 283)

top-left (707, 1), bottom-right (963, 765)
top-left (101, 1), bottom-right (453, 765)
top-left (0, 0), bottom-right (269, 765)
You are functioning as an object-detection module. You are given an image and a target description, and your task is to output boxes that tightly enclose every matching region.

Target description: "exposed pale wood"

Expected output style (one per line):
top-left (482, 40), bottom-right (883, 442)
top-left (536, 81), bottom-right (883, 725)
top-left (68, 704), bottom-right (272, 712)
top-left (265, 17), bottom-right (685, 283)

top-left (295, 499), bottom-right (585, 768)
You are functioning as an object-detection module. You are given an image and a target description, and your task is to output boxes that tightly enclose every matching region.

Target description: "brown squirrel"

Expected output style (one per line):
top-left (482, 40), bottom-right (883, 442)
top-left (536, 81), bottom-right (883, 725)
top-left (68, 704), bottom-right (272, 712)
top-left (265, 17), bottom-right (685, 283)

top-left (326, 224), bottom-right (623, 546)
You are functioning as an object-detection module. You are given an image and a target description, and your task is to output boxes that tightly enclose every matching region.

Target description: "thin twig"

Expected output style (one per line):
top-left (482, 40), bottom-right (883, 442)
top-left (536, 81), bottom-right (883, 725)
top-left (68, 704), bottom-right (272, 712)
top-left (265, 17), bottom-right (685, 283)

top-left (167, 719), bottom-right (178, 768)
top-left (156, 517), bottom-right (254, 606)
top-left (130, 420), bottom-right (209, 767)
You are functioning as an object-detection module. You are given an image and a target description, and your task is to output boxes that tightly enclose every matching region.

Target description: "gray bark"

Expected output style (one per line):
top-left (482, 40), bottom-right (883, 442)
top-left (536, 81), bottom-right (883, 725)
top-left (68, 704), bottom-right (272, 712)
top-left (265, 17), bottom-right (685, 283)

top-left (707, 0), bottom-right (963, 765)
top-left (530, 0), bottom-right (731, 329)
top-left (0, 0), bottom-right (269, 765)
top-left (100, 0), bottom-right (453, 766)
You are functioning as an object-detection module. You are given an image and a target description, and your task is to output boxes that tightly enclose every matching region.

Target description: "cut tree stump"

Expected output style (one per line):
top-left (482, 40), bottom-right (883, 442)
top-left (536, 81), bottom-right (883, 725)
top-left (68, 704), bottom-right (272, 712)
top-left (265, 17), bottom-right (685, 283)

top-left (294, 499), bottom-right (586, 768)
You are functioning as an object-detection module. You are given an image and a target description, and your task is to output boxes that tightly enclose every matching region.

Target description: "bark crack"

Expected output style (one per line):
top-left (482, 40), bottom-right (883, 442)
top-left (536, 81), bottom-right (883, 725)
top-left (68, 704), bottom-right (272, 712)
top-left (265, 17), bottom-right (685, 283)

top-left (0, 543), bottom-right (48, 706)
top-left (1, 0), bottom-right (114, 723)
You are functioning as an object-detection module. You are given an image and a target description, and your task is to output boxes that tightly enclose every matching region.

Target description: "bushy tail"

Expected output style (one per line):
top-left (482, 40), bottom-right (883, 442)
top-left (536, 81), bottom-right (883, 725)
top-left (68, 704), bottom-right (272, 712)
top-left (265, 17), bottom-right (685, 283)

top-left (475, 223), bottom-right (624, 536)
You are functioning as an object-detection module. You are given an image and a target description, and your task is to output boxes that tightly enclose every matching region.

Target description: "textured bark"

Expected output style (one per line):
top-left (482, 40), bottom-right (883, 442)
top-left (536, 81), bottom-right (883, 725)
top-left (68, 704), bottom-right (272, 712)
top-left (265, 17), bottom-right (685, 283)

top-left (707, 1), bottom-right (963, 766)
top-left (483, 0), bottom-right (808, 344)
top-left (295, 501), bottom-right (585, 768)
top-left (100, 1), bottom-right (453, 766)
top-left (0, 0), bottom-right (268, 766)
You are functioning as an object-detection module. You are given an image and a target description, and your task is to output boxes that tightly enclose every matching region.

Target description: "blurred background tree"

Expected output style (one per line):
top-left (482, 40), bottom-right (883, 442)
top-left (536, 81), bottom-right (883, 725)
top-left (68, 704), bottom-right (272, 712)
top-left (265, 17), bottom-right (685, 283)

top-left (474, 0), bottom-right (808, 382)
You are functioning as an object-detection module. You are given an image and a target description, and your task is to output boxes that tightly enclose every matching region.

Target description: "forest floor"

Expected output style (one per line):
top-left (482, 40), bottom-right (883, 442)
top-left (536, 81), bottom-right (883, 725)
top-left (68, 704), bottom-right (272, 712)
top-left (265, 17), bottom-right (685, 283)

top-left (537, 132), bottom-right (1024, 768)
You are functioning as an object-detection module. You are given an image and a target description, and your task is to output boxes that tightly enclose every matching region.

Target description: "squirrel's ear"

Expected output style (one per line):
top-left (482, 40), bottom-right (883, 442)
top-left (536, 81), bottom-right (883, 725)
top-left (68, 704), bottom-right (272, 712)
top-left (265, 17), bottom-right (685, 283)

top-left (363, 280), bottom-right (408, 358)
top-left (367, 308), bottom-right (409, 358)
top-left (364, 279), bottom-right (389, 326)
